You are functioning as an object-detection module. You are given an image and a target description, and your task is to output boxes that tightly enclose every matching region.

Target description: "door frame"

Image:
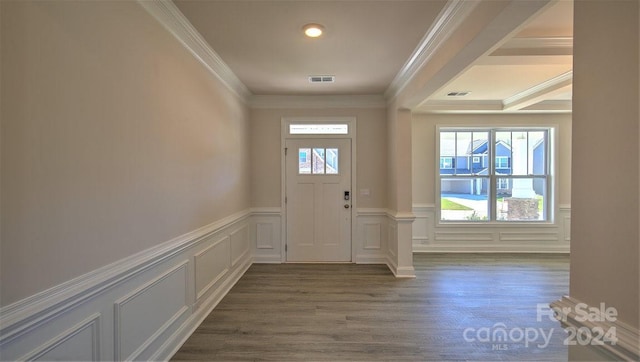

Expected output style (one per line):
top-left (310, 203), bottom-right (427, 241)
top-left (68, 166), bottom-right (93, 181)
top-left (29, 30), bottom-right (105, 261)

top-left (281, 117), bottom-right (357, 262)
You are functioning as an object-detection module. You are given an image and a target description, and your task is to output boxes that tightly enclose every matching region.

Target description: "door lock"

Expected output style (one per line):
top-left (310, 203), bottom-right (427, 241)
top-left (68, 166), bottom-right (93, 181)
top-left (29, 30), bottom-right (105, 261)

top-left (344, 191), bottom-right (350, 201)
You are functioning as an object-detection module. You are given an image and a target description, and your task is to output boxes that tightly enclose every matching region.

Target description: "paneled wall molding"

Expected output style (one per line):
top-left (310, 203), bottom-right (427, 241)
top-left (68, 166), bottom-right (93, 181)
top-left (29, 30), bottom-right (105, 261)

top-left (354, 208), bottom-right (390, 266)
top-left (356, 208), bottom-right (389, 216)
top-left (136, 0), bottom-right (251, 102)
top-left (550, 296), bottom-right (640, 361)
top-left (386, 210), bottom-right (417, 222)
top-left (0, 210), bottom-right (252, 361)
top-left (412, 204), bottom-right (570, 253)
top-left (249, 207), bottom-right (283, 263)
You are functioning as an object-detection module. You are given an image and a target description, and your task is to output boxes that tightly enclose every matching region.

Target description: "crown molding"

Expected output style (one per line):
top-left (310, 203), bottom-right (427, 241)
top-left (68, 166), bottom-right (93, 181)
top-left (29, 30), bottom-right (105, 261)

top-left (503, 70), bottom-right (572, 110)
top-left (384, 0), bottom-right (480, 102)
top-left (416, 99), bottom-right (571, 114)
top-left (416, 100), bottom-right (503, 113)
top-left (249, 95), bottom-right (387, 109)
top-left (137, 0), bottom-right (251, 102)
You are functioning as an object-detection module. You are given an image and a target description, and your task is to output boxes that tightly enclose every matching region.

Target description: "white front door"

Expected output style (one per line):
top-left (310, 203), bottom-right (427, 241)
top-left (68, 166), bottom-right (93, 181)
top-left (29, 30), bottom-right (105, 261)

top-left (285, 138), bottom-right (351, 262)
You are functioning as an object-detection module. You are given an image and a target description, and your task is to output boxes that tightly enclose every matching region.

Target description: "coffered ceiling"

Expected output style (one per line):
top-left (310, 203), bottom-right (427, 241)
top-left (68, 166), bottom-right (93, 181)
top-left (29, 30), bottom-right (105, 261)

top-left (172, 0), bottom-right (573, 113)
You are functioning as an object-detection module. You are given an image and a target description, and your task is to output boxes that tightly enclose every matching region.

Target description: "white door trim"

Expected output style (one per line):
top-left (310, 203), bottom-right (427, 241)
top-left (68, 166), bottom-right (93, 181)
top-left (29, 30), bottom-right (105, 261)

top-left (281, 117), bottom-right (357, 262)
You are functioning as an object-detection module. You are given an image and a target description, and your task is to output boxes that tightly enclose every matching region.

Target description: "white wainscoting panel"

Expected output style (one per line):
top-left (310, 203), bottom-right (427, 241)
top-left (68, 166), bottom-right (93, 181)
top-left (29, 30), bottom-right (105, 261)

top-left (250, 208), bottom-right (282, 263)
top-left (230, 225), bottom-right (250, 267)
top-left (413, 204), bottom-right (571, 253)
top-left (22, 314), bottom-right (101, 361)
top-left (363, 224), bottom-right (381, 250)
top-left (193, 236), bottom-right (230, 301)
top-left (0, 210), bottom-right (253, 362)
top-left (388, 223), bottom-right (398, 258)
top-left (114, 261), bottom-right (189, 361)
top-left (354, 209), bottom-right (388, 264)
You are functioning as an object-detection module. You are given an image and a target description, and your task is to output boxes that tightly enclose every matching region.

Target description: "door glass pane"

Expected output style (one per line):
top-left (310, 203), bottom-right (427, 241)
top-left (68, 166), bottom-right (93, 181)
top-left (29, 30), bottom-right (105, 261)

top-left (440, 177), bottom-right (489, 221)
top-left (496, 177), bottom-right (545, 221)
top-left (298, 148), bottom-right (311, 174)
top-left (325, 148), bottom-right (339, 174)
top-left (312, 148), bottom-right (325, 174)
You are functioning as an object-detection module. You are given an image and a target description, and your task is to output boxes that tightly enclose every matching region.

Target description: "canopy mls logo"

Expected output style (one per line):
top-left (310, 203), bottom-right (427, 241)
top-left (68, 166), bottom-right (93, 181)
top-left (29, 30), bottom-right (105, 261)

top-left (462, 303), bottom-right (619, 351)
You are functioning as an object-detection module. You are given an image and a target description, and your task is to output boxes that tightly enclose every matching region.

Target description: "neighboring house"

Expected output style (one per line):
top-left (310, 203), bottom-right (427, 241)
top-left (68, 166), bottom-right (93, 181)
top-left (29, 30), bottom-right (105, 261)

top-left (440, 139), bottom-right (512, 195)
top-left (532, 138), bottom-right (546, 196)
top-left (440, 138), bottom-right (546, 196)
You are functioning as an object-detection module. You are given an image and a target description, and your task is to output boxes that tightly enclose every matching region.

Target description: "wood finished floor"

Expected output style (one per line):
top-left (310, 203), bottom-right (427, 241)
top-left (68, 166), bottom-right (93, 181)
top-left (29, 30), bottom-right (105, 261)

top-left (172, 254), bottom-right (569, 361)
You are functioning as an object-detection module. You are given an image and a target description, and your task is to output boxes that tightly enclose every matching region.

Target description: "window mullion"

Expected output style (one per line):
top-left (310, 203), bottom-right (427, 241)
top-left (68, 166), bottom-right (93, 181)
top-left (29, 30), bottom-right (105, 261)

top-left (489, 130), bottom-right (496, 222)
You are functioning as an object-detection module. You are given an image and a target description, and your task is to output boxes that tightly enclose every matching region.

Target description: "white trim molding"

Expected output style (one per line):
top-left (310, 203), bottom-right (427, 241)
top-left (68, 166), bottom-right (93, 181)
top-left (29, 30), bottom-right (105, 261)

top-left (550, 296), bottom-right (640, 361)
top-left (386, 210), bottom-right (417, 278)
top-left (0, 210), bottom-right (252, 361)
top-left (385, 0), bottom-right (480, 101)
top-left (136, 0), bottom-right (251, 102)
top-left (413, 204), bottom-right (570, 253)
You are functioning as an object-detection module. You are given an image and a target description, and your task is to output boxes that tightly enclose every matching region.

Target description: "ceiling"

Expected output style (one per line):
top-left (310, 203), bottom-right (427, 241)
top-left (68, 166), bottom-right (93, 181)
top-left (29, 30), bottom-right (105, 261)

top-left (173, 0), bottom-right (573, 113)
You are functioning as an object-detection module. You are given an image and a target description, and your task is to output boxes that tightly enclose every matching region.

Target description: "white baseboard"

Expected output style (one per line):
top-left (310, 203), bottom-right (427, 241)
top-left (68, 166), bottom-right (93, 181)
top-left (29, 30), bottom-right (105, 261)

top-left (550, 296), bottom-right (640, 361)
top-left (0, 210), bottom-right (253, 361)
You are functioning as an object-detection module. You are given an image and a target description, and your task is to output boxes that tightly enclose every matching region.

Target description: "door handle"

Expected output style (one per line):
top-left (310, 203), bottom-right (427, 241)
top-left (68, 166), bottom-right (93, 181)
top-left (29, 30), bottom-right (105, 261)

top-left (344, 204), bottom-right (350, 209)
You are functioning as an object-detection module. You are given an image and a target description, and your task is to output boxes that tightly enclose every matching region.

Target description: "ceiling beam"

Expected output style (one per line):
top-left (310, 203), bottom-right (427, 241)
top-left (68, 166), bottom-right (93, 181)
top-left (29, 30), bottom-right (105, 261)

top-left (384, 0), bottom-right (480, 101)
top-left (401, 0), bottom-right (555, 110)
top-left (502, 70), bottom-right (572, 111)
top-left (490, 36), bottom-right (573, 56)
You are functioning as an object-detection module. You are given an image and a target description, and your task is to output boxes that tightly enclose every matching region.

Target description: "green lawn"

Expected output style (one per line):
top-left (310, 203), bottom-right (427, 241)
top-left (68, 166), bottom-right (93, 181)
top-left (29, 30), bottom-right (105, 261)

top-left (441, 198), bottom-right (473, 210)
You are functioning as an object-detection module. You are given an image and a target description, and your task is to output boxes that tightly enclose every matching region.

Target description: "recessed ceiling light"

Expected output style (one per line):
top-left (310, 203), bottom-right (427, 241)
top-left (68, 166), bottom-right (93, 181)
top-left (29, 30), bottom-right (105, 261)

top-left (303, 23), bottom-right (324, 38)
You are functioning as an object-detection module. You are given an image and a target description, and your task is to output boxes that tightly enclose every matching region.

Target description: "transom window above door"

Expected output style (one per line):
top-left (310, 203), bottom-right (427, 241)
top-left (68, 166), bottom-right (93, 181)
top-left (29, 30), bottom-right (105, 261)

top-left (298, 148), bottom-right (339, 174)
top-left (289, 124), bottom-right (348, 135)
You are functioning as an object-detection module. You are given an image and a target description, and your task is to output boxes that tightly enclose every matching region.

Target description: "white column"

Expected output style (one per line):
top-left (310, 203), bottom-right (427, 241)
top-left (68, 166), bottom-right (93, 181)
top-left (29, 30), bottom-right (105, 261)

top-left (511, 133), bottom-right (535, 198)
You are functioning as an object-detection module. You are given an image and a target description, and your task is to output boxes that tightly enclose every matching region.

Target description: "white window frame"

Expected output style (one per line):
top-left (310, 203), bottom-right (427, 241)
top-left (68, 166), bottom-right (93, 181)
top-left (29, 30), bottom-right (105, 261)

top-left (436, 127), bottom-right (554, 224)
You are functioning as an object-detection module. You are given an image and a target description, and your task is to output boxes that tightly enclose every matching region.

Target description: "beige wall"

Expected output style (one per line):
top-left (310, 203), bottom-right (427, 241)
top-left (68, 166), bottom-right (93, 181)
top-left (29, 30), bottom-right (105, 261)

top-left (249, 107), bottom-right (388, 209)
top-left (412, 113), bottom-right (572, 206)
top-left (0, 1), bottom-right (250, 306)
top-left (570, 0), bottom-right (639, 331)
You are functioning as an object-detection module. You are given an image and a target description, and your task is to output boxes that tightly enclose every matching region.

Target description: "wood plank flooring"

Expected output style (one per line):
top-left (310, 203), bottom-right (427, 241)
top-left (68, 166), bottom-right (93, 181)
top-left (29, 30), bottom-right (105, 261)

top-left (172, 253), bottom-right (569, 361)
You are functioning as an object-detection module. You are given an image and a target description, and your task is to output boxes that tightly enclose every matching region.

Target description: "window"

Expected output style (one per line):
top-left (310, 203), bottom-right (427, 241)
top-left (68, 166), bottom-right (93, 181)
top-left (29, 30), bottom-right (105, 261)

top-left (299, 147), bottom-right (339, 174)
top-left (440, 157), bottom-right (453, 169)
top-left (289, 124), bottom-right (348, 134)
top-left (439, 128), bottom-right (550, 222)
top-left (495, 156), bottom-right (509, 169)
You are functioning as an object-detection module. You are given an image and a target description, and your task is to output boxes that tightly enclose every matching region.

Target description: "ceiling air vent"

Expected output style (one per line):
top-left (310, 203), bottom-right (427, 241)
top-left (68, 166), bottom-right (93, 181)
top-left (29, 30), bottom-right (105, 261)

top-left (309, 75), bottom-right (335, 83)
top-left (447, 91), bottom-right (470, 97)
